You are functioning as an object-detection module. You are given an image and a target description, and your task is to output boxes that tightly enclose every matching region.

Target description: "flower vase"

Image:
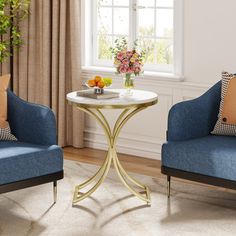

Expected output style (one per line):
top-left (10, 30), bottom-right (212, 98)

top-left (123, 74), bottom-right (135, 96)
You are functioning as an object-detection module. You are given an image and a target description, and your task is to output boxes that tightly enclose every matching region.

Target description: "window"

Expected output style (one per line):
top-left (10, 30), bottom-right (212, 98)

top-left (83, 0), bottom-right (183, 74)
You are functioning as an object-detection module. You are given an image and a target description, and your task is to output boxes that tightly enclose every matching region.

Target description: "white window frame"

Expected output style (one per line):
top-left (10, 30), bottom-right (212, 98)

top-left (81, 0), bottom-right (183, 77)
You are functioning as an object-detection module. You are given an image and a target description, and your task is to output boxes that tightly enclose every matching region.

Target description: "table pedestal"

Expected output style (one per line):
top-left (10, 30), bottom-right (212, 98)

top-left (72, 105), bottom-right (152, 205)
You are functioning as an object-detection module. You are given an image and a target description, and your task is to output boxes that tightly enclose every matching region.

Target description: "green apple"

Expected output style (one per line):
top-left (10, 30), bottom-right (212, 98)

top-left (102, 77), bottom-right (112, 87)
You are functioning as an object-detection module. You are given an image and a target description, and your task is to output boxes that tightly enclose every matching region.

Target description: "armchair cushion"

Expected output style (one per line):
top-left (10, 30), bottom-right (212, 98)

top-left (0, 141), bottom-right (63, 185)
top-left (162, 135), bottom-right (236, 181)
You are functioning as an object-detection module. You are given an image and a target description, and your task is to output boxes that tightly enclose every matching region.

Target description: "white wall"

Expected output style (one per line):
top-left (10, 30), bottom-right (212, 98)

top-left (184, 0), bottom-right (236, 84)
top-left (82, 0), bottom-right (236, 160)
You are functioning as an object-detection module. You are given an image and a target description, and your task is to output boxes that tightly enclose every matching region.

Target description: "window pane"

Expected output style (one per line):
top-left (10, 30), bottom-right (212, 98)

top-left (156, 9), bottom-right (173, 38)
top-left (114, 0), bottom-right (129, 6)
top-left (138, 0), bottom-right (155, 7)
top-left (138, 9), bottom-right (155, 37)
top-left (97, 7), bottom-right (112, 34)
top-left (156, 39), bottom-right (173, 64)
top-left (98, 35), bottom-right (112, 60)
top-left (93, 0), bottom-right (175, 70)
top-left (156, 0), bottom-right (173, 7)
top-left (139, 38), bottom-right (155, 64)
top-left (98, 0), bottom-right (112, 6)
top-left (114, 8), bottom-right (129, 35)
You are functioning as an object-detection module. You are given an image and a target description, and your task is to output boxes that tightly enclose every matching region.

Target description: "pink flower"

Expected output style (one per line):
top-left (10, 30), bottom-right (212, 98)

top-left (126, 51), bottom-right (133, 59)
top-left (134, 62), bottom-right (140, 67)
top-left (126, 67), bottom-right (134, 73)
top-left (112, 43), bottom-right (144, 76)
top-left (119, 65), bottom-right (128, 73)
top-left (117, 52), bottom-right (124, 60)
top-left (122, 59), bottom-right (129, 65)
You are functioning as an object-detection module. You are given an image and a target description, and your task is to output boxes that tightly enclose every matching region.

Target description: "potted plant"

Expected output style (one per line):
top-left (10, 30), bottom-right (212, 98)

top-left (110, 37), bottom-right (145, 96)
top-left (0, 0), bottom-right (30, 63)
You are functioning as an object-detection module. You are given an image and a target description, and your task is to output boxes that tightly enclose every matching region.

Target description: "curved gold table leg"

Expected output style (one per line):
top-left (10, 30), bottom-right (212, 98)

top-left (113, 149), bottom-right (146, 189)
top-left (111, 107), bottom-right (151, 204)
top-left (75, 148), bottom-right (109, 190)
top-left (72, 105), bottom-right (151, 205)
top-left (113, 109), bottom-right (130, 136)
top-left (112, 148), bottom-right (151, 204)
top-left (73, 148), bottom-right (112, 204)
top-left (72, 107), bottom-right (112, 204)
top-left (112, 149), bottom-right (151, 204)
top-left (113, 107), bottom-right (146, 144)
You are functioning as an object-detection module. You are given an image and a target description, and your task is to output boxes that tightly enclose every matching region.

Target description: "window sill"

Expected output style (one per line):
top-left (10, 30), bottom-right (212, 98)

top-left (81, 66), bottom-right (184, 82)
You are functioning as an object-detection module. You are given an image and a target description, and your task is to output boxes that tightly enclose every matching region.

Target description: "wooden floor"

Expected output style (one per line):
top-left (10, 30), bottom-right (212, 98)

top-left (64, 147), bottom-right (161, 178)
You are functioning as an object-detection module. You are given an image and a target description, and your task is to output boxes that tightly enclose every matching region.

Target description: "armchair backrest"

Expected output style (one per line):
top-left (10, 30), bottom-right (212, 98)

top-left (167, 81), bottom-right (222, 141)
top-left (196, 81), bottom-right (222, 134)
top-left (7, 90), bottom-right (57, 146)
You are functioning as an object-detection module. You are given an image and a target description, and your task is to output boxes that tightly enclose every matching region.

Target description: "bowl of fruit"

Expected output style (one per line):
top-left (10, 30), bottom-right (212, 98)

top-left (86, 76), bottom-right (112, 94)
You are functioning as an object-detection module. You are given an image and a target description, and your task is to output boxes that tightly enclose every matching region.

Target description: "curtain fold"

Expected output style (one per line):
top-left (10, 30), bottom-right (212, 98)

top-left (1, 0), bottom-right (84, 148)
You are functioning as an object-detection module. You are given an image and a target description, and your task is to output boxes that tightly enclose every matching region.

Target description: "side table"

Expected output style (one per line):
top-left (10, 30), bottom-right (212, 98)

top-left (67, 89), bottom-right (158, 205)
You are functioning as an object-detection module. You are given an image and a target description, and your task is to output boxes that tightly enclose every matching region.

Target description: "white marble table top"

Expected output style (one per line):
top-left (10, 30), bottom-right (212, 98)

top-left (67, 89), bottom-right (158, 108)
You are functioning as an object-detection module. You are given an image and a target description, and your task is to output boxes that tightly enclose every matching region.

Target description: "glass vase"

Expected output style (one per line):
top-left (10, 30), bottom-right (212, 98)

top-left (123, 74), bottom-right (135, 96)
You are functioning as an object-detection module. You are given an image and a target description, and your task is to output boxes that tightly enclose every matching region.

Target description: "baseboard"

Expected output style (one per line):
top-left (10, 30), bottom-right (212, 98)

top-left (84, 129), bottom-right (162, 160)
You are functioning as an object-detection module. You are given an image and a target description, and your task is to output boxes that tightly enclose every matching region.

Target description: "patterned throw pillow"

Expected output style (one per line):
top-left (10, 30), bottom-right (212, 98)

top-left (0, 121), bottom-right (17, 141)
top-left (212, 72), bottom-right (236, 136)
top-left (0, 74), bottom-right (17, 141)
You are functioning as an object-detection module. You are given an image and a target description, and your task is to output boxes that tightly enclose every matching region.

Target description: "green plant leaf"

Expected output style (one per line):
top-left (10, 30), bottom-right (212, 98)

top-left (0, 0), bottom-right (30, 62)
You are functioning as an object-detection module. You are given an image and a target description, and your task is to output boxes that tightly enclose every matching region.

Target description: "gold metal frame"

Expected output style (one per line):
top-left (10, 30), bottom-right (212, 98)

top-left (71, 99), bottom-right (157, 205)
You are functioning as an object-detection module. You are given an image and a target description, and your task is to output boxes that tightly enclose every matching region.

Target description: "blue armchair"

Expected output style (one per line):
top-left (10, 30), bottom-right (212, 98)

top-left (0, 90), bottom-right (63, 202)
top-left (161, 81), bottom-right (236, 196)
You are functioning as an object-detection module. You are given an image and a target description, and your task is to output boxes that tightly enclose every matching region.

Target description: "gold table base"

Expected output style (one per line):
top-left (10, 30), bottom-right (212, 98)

top-left (72, 102), bottom-right (156, 205)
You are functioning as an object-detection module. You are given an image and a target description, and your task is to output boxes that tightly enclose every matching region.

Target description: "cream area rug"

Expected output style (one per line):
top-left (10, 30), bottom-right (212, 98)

top-left (0, 160), bottom-right (236, 236)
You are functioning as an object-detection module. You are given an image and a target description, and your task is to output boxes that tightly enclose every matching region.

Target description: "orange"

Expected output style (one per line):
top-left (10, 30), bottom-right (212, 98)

top-left (94, 75), bottom-right (102, 83)
top-left (97, 80), bottom-right (105, 88)
top-left (87, 79), bottom-right (96, 87)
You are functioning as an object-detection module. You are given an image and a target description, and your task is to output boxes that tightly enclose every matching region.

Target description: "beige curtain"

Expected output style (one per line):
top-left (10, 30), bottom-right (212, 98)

top-left (1, 0), bottom-right (84, 148)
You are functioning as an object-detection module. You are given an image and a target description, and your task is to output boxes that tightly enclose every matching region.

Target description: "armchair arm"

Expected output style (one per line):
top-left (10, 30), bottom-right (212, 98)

top-left (167, 81), bottom-right (221, 142)
top-left (7, 90), bottom-right (57, 146)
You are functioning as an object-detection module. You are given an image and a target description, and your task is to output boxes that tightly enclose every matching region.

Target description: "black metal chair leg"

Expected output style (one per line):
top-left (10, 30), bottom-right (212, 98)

top-left (167, 176), bottom-right (171, 198)
top-left (53, 181), bottom-right (57, 203)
